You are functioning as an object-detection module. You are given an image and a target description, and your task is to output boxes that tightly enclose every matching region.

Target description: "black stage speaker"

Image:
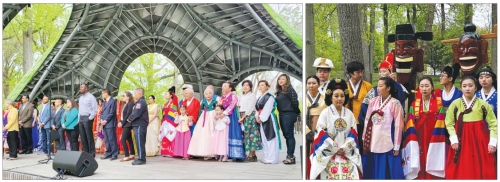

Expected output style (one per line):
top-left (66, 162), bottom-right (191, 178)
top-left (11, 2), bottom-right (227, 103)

top-left (52, 150), bottom-right (98, 177)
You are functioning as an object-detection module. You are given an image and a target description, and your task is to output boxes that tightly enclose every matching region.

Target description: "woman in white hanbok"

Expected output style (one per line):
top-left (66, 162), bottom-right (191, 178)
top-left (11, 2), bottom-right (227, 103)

top-left (255, 80), bottom-right (281, 164)
top-left (310, 78), bottom-right (363, 180)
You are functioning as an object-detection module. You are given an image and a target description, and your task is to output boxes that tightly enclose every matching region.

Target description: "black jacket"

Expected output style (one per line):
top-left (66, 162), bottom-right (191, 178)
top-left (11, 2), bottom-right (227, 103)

top-left (128, 96), bottom-right (148, 127)
top-left (120, 101), bottom-right (134, 128)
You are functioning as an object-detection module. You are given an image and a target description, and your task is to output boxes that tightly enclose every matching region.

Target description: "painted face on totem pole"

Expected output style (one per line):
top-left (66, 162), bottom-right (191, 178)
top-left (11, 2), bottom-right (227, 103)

top-left (394, 40), bottom-right (418, 84)
top-left (452, 24), bottom-right (488, 75)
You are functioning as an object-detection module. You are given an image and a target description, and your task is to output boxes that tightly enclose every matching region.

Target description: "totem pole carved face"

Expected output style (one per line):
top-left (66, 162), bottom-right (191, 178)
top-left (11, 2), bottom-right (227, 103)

top-left (393, 40), bottom-right (421, 84)
top-left (452, 25), bottom-right (488, 75)
top-left (388, 24), bottom-right (431, 85)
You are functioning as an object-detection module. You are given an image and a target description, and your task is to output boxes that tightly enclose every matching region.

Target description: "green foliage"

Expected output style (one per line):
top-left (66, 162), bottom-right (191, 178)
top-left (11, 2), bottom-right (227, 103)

top-left (4, 4), bottom-right (71, 102)
top-left (264, 4), bottom-right (303, 49)
top-left (117, 53), bottom-right (184, 107)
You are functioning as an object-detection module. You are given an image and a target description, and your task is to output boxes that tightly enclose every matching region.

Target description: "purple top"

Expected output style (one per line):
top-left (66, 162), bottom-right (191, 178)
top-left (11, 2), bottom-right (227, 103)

top-left (220, 92), bottom-right (238, 116)
top-left (3, 111), bottom-right (8, 138)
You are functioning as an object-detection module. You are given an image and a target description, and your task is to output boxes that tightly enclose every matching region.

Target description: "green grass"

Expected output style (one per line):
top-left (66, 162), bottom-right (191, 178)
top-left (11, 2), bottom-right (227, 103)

top-left (369, 73), bottom-right (461, 90)
top-left (263, 4), bottom-right (303, 50)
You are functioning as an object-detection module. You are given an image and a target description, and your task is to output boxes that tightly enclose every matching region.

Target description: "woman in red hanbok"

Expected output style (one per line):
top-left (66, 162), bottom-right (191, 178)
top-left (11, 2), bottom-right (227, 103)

top-left (160, 86), bottom-right (178, 157)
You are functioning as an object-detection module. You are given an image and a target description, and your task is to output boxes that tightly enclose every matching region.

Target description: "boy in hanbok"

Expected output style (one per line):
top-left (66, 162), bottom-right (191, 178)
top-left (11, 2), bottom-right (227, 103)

top-left (310, 78), bottom-right (362, 179)
top-left (212, 105), bottom-right (230, 162)
top-left (173, 105), bottom-right (192, 160)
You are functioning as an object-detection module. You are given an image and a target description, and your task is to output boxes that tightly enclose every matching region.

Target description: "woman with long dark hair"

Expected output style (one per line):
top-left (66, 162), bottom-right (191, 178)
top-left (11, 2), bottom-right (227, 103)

top-left (362, 77), bottom-right (404, 179)
top-left (445, 75), bottom-right (497, 179)
top-left (62, 99), bottom-right (79, 151)
top-left (118, 91), bottom-right (135, 161)
top-left (275, 74), bottom-right (300, 165)
top-left (159, 87), bottom-right (178, 157)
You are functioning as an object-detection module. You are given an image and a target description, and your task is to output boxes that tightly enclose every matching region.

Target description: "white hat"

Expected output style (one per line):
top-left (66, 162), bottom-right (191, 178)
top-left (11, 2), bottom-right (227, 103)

top-left (313, 57), bottom-right (334, 68)
top-left (181, 84), bottom-right (193, 90)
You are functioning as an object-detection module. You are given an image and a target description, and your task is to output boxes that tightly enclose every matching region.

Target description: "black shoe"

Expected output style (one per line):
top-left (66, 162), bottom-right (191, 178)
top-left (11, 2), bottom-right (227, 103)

top-left (110, 157), bottom-right (118, 161)
top-left (132, 160), bottom-right (146, 165)
top-left (100, 156), bottom-right (111, 160)
top-left (19, 151), bottom-right (27, 154)
top-left (26, 151), bottom-right (33, 154)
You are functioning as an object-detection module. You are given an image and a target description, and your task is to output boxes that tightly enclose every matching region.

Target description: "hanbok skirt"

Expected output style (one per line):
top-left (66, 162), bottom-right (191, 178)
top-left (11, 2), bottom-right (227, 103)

top-left (173, 130), bottom-right (191, 158)
top-left (445, 121), bottom-right (496, 179)
top-left (228, 110), bottom-right (245, 160)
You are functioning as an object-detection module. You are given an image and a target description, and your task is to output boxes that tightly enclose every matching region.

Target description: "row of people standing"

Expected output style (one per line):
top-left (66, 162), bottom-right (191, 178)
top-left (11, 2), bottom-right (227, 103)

top-left (307, 56), bottom-right (497, 179)
top-left (157, 75), bottom-right (300, 164)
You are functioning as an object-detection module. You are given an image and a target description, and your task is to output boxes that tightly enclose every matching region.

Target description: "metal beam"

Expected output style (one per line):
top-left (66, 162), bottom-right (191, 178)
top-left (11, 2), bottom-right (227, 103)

top-left (124, 6), bottom-right (151, 35)
top-left (229, 42), bottom-right (236, 74)
top-left (153, 4), bottom-right (176, 34)
top-left (230, 65), bottom-right (300, 81)
top-left (181, 26), bottom-right (199, 46)
top-left (104, 35), bottom-right (203, 94)
top-left (75, 70), bottom-right (104, 88)
top-left (243, 4), bottom-right (301, 65)
top-left (29, 4), bottom-right (90, 99)
top-left (198, 41), bottom-right (228, 68)
top-left (205, 10), bottom-right (246, 23)
top-left (35, 4), bottom-right (123, 94)
top-left (234, 28), bottom-right (261, 39)
top-left (182, 4), bottom-right (301, 74)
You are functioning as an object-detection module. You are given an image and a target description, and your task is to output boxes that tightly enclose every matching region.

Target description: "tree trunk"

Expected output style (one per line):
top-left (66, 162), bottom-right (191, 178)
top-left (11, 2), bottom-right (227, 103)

top-left (360, 4), bottom-right (370, 82)
top-left (412, 4), bottom-right (417, 24)
top-left (464, 4), bottom-right (473, 25)
top-left (305, 4), bottom-right (316, 77)
top-left (419, 4), bottom-right (435, 80)
top-left (23, 8), bottom-right (33, 74)
top-left (441, 4), bottom-right (446, 69)
top-left (368, 5), bottom-right (375, 82)
top-left (337, 4), bottom-right (365, 81)
top-left (492, 4), bottom-right (497, 73)
top-left (383, 4), bottom-right (389, 54)
top-left (406, 5), bottom-right (411, 23)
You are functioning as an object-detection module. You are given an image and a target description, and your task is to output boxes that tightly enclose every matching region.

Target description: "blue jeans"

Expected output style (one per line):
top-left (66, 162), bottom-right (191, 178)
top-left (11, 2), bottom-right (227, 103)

top-left (279, 113), bottom-right (297, 158)
top-left (40, 128), bottom-right (52, 154)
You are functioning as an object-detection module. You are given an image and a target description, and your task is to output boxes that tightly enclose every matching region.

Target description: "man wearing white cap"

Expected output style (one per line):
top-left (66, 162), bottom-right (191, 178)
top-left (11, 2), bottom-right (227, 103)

top-left (313, 57), bottom-right (334, 95)
top-left (178, 84), bottom-right (193, 106)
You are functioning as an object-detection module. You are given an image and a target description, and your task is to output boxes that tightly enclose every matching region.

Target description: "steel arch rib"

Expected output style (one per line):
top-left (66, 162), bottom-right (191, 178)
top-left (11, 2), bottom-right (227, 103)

top-left (104, 35), bottom-right (203, 93)
top-left (28, 4), bottom-right (90, 99)
top-left (182, 4), bottom-right (301, 73)
top-left (242, 4), bottom-right (301, 66)
top-left (230, 66), bottom-right (300, 81)
top-left (31, 5), bottom-right (124, 98)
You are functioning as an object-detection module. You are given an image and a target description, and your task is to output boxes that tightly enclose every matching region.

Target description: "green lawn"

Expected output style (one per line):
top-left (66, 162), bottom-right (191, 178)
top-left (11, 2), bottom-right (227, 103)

top-left (369, 73), bottom-right (461, 90)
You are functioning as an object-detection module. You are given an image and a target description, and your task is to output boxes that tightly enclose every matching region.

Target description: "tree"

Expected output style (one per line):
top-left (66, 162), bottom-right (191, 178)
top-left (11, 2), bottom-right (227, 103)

top-left (383, 4), bottom-right (389, 54)
top-left (337, 4), bottom-right (365, 81)
top-left (464, 4), bottom-right (473, 25)
top-left (305, 4), bottom-right (316, 77)
top-left (492, 4), bottom-right (497, 73)
top-left (118, 53), bottom-right (183, 106)
top-left (268, 4), bottom-right (302, 34)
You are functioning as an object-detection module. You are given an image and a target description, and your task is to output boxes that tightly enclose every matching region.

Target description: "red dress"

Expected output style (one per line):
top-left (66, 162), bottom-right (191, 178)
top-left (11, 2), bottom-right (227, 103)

top-left (116, 100), bottom-right (124, 154)
top-left (160, 95), bottom-right (179, 156)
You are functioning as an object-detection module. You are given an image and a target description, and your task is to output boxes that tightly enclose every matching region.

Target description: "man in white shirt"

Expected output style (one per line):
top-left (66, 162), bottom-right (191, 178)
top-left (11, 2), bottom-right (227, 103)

top-left (313, 57), bottom-right (334, 95)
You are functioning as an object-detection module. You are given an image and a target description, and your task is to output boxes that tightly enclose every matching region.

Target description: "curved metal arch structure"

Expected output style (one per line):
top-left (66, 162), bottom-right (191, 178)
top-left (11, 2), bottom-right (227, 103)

top-left (3, 4), bottom-right (30, 29)
top-left (6, 3), bottom-right (302, 101)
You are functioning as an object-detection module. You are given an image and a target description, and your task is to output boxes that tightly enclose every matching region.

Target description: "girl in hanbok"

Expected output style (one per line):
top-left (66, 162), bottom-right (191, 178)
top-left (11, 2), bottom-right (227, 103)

top-left (440, 64), bottom-right (462, 110)
top-left (255, 80), bottom-right (281, 164)
top-left (403, 77), bottom-right (447, 179)
top-left (159, 87), bottom-right (178, 157)
top-left (188, 88), bottom-right (217, 159)
top-left (476, 66), bottom-right (497, 117)
top-left (173, 105), bottom-right (192, 160)
top-left (362, 77), bottom-right (404, 179)
top-left (212, 105), bottom-right (230, 162)
top-left (445, 75), bottom-right (497, 179)
top-left (309, 78), bottom-right (362, 180)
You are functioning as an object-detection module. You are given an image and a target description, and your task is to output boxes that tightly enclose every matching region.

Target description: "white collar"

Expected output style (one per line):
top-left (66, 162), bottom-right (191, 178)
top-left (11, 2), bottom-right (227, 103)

top-left (480, 87), bottom-right (496, 101)
top-left (378, 95), bottom-right (392, 110)
top-left (462, 95), bottom-right (477, 109)
top-left (442, 86), bottom-right (457, 101)
top-left (349, 79), bottom-right (361, 96)
top-left (307, 91), bottom-right (320, 103)
top-left (330, 105), bottom-right (344, 118)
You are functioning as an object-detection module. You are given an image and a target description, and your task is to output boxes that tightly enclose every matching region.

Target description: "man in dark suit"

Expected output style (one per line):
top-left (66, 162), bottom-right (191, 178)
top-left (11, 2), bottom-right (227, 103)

top-left (100, 89), bottom-right (118, 160)
top-left (51, 99), bottom-right (65, 151)
top-left (18, 95), bottom-right (34, 154)
top-left (128, 88), bottom-right (149, 165)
